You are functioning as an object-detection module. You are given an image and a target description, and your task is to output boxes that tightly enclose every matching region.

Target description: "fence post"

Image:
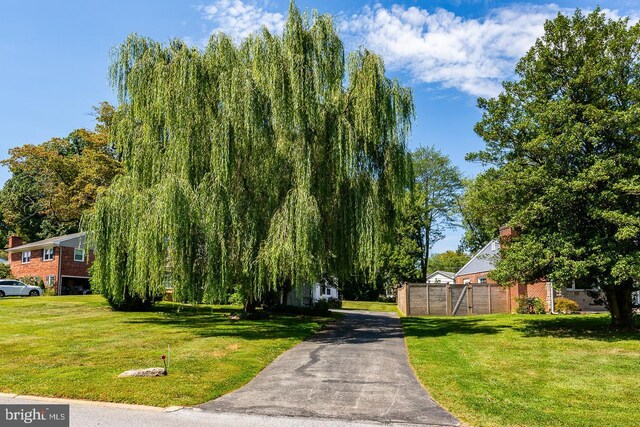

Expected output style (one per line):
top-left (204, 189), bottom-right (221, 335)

top-left (446, 284), bottom-right (452, 315)
top-left (467, 284), bottom-right (473, 315)
top-left (426, 284), bottom-right (430, 315)
top-left (488, 284), bottom-right (492, 314)
top-left (406, 283), bottom-right (411, 316)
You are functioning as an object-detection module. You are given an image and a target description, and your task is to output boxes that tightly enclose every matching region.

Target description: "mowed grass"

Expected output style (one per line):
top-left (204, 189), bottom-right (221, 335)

top-left (0, 296), bottom-right (329, 407)
top-left (402, 314), bottom-right (640, 427)
top-left (341, 300), bottom-right (399, 313)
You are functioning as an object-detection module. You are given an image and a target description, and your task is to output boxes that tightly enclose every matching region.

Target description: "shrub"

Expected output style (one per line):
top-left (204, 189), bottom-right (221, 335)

top-left (0, 263), bottom-right (12, 279)
top-left (555, 297), bottom-right (581, 314)
top-left (311, 299), bottom-right (330, 315)
top-left (43, 287), bottom-right (57, 296)
top-left (326, 297), bottom-right (342, 309)
top-left (377, 294), bottom-right (396, 303)
top-left (20, 275), bottom-right (44, 288)
top-left (515, 296), bottom-right (546, 314)
top-left (228, 291), bottom-right (245, 306)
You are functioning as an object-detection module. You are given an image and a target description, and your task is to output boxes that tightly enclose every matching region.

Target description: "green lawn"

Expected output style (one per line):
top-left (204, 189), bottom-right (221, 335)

top-left (0, 295), bottom-right (328, 407)
top-left (402, 314), bottom-right (639, 427)
top-left (341, 300), bottom-right (399, 313)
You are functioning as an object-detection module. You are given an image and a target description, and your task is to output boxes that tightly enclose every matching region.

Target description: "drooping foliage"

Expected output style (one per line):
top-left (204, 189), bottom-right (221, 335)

top-left (469, 9), bottom-right (640, 329)
top-left (85, 3), bottom-right (414, 309)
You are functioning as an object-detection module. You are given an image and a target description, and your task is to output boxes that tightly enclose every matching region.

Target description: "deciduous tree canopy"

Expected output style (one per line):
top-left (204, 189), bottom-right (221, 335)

top-left (427, 251), bottom-right (470, 275)
top-left (0, 102), bottom-right (120, 242)
top-left (470, 9), bottom-right (640, 329)
top-left (85, 3), bottom-right (414, 309)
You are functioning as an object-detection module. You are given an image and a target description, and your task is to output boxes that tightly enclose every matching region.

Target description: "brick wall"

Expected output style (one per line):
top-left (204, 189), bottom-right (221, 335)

top-left (9, 246), bottom-right (94, 293)
top-left (9, 248), bottom-right (60, 285)
top-left (455, 272), bottom-right (497, 284)
top-left (60, 247), bottom-right (94, 277)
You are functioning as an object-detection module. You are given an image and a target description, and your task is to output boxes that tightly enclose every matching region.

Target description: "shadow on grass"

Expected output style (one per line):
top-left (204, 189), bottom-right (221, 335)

top-left (307, 311), bottom-right (405, 344)
top-left (401, 317), bottom-right (507, 338)
top-left (123, 302), bottom-right (328, 341)
top-left (516, 315), bottom-right (640, 342)
top-left (402, 314), bottom-right (639, 342)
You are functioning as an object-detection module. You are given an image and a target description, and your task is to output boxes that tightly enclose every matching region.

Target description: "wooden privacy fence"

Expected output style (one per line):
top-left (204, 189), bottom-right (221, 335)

top-left (397, 283), bottom-right (511, 316)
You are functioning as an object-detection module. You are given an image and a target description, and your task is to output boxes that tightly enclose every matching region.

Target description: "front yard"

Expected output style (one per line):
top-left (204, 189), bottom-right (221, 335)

top-left (403, 314), bottom-right (639, 427)
top-left (0, 296), bottom-right (329, 407)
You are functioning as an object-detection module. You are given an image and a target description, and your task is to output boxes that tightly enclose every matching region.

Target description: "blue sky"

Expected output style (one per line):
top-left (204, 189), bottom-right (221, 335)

top-left (0, 0), bottom-right (637, 252)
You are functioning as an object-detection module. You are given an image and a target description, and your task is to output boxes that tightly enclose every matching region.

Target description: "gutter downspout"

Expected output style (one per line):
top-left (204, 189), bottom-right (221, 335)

top-left (56, 244), bottom-right (62, 296)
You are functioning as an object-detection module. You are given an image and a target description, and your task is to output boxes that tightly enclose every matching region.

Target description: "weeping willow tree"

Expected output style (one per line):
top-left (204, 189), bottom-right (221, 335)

top-left (84, 2), bottom-right (414, 310)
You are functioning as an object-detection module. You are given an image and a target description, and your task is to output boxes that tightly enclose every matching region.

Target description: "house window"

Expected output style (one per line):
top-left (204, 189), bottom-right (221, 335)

top-left (74, 248), bottom-right (85, 262)
top-left (479, 277), bottom-right (487, 284)
top-left (43, 248), bottom-right (54, 261)
top-left (21, 251), bottom-right (31, 263)
top-left (324, 286), bottom-right (332, 296)
top-left (463, 278), bottom-right (470, 284)
top-left (45, 275), bottom-right (56, 287)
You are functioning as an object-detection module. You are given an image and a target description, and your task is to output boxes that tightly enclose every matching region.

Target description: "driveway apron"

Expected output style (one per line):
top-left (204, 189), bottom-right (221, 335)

top-left (200, 310), bottom-right (459, 426)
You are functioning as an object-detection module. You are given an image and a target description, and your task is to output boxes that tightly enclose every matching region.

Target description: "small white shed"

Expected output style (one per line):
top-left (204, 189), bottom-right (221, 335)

top-left (426, 271), bottom-right (455, 284)
top-left (284, 282), bottom-right (339, 307)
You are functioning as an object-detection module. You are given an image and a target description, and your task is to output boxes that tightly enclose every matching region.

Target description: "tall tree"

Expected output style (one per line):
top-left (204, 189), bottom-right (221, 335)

top-left (411, 147), bottom-right (463, 281)
top-left (470, 9), bottom-right (640, 329)
top-left (427, 251), bottom-right (470, 275)
top-left (458, 171), bottom-right (513, 253)
top-left (377, 195), bottom-right (422, 285)
top-left (85, 3), bottom-right (414, 310)
top-left (0, 103), bottom-right (120, 241)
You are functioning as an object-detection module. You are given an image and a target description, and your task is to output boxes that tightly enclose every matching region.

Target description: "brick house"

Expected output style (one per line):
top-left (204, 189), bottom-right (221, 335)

top-left (454, 226), bottom-right (605, 312)
top-left (6, 232), bottom-right (94, 295)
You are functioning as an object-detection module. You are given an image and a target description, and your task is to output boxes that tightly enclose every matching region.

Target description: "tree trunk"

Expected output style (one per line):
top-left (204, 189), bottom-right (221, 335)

top-left (604, 279), bottom-right (635, 330)
top-left (243, 298), bottom-right (257, 314)
top-left (280, 277), bottom-right (291, 306)
top-left (423, 238), bottom-right (430, 283)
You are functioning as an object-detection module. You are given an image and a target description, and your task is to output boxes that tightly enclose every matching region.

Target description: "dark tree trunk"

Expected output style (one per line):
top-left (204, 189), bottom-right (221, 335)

top-left (243, 298), bottom-right (257, 314)
top-left (604, 279), bottom-right (635, 330)
top-left (280, 277), bottom-right (291, 306)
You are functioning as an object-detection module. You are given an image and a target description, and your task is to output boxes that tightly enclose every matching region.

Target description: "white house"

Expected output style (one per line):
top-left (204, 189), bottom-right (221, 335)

top-left (283, 282), bottom-right (339, 306)
top-left (426, 271), bottom-right (455, 284)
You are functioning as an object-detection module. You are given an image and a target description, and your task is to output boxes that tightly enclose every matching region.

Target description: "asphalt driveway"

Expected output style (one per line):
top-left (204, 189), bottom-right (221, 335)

top-left (200, 310), bottom-right (459, 426)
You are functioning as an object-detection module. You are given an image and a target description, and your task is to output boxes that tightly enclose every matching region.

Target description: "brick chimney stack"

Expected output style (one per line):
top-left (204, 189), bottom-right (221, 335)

top-left (499, 226), bottom-right (521, 247)
top-left (8, 235), bottom-right (23, 249)
top-left (499, 226), bottom-right (514, 240)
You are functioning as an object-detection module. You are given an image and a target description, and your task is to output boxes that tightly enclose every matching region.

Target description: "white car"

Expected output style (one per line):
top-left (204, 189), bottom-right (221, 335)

top-left (0, 280), bottom-right (42, 297)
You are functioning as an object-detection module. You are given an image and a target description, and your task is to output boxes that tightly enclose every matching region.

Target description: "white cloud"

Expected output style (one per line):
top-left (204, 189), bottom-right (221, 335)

top-left (339, 3), bottom-right (567, 98)
top-left (199, 0), bottom-right (285, 41)
top-left (195, 1), bottom-right (640, 98)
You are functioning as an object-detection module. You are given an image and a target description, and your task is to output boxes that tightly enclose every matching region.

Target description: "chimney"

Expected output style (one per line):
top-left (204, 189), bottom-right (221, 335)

top-left (8, 235), bottom-right (23, 249)
top-left (499, 226), bottom-right (514, 240)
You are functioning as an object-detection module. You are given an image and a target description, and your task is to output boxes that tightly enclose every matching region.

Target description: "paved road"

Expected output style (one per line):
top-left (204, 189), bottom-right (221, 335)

top-left (200, 310), bottom-right (459, 426)
top-left (0, 395), bottom-right (388, 426)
